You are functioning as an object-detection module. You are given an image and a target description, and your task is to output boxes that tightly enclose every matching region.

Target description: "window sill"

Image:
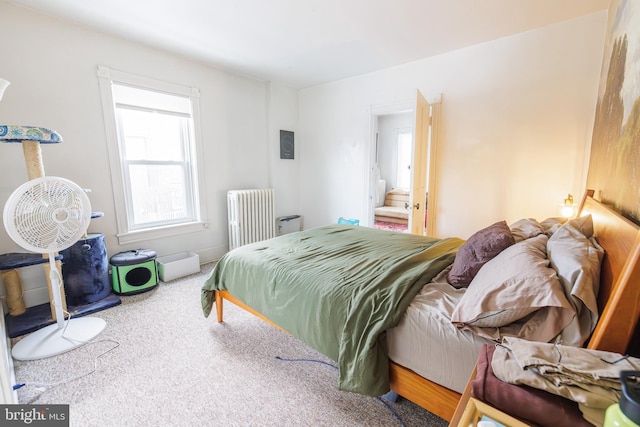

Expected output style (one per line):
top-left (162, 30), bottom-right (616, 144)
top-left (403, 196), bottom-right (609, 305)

top-left (116, 221), bottom-right (209, 245)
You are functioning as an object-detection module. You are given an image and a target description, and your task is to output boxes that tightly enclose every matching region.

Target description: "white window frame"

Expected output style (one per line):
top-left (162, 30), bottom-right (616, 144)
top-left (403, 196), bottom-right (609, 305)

top-left (395, 129), bottom-right (412, 190)
top-left (97, 66), bottom-right (208, 245)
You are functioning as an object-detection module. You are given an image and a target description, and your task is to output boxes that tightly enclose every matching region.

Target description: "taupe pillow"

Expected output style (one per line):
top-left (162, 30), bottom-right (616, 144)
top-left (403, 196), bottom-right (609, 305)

top-left (447, 220), bottom-right (515, 288)
top-left (540, 217), bottom-right (567, 236)
top-left (451, 234), bottom-right (575, 343)
top-left (565, 214), bottom-right (594, 239)
top-left (510, 218), bottom-right (545, 243)
top-left (547, 215), bottom-right (603, 346)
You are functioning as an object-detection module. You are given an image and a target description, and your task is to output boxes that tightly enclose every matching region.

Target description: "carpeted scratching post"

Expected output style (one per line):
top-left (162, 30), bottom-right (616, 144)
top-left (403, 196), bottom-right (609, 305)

top-left (2, 269), bottom-right (26, 316)
top-left (0, 125), bottom-right (67, 320)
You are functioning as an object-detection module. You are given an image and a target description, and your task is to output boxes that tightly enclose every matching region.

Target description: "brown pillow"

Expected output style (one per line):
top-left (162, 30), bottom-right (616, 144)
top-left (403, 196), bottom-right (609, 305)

top-left (447, 220), bottom-right (515, 288)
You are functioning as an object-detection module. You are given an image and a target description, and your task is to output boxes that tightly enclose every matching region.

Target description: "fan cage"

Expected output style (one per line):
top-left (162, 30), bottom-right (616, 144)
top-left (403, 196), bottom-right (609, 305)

top-left (3, 176), bottom-right (91, 254)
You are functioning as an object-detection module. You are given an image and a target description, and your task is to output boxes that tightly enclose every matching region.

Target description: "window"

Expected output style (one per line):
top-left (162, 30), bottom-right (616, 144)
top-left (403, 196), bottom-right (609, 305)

top-left (97, 66), bottom-right (207, 244)
top-left (396, 131), bottom-right (412, 190)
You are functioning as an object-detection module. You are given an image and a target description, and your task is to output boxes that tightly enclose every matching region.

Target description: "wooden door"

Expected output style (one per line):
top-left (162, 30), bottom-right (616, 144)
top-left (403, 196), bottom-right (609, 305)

top-left (409, 91), bottom-right (430, 235)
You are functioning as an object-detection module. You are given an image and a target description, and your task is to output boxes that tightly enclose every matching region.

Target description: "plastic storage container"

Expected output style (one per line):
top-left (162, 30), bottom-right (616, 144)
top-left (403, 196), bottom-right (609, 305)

top-left (156, 252), bottom-right (200, 282)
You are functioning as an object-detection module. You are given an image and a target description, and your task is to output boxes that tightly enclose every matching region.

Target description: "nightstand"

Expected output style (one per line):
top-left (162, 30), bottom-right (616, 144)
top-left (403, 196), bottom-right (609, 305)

top-left (453, 397), bottom-right (531, 427)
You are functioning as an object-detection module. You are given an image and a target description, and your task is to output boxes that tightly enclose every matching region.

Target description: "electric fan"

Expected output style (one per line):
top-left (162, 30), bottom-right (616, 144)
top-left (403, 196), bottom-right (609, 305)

top-left (3, 176), bottom-right (106, 361)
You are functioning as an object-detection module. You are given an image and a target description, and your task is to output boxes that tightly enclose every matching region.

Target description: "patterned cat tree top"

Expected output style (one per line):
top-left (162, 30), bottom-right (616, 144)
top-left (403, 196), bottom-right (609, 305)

top-left (0, 125), bottom-right (62, 143)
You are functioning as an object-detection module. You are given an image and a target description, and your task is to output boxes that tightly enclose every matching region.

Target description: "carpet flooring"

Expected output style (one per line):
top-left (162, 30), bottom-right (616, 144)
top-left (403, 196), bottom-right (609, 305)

top-left (11, 263), bottom-right (448, 427)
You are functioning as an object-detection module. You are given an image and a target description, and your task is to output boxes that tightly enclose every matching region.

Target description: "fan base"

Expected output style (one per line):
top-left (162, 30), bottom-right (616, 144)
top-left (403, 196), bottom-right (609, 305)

top-left (11, 317), bottom-right (106, 361)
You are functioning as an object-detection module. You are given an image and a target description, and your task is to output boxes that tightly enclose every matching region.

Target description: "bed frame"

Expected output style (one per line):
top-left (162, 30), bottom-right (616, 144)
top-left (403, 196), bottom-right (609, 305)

top-left (213, 191), bottom-right (640, 423)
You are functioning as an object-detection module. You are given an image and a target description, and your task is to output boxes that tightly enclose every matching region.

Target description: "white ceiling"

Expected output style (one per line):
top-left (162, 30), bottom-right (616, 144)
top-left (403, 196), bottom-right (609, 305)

top-left (7, 0), bottom-right (611, 89)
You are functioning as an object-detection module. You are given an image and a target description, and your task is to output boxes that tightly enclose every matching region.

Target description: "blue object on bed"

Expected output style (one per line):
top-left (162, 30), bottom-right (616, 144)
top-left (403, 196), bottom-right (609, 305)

top-left (338, 217), bottom-right (360, 225)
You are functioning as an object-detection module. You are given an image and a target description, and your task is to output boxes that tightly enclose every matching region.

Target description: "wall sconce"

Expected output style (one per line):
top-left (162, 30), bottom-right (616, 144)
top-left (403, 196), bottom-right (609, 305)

top-left (0, 78), bottom-right (9, 101)
top-left (560, 193), bottom-right (577, 218)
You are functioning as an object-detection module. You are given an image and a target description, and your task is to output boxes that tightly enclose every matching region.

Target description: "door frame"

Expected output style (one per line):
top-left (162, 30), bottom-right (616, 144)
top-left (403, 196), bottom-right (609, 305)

top-left (425, 97), bottom-right (441, 237)
top-left (367, 93), bottom-right (441, 235)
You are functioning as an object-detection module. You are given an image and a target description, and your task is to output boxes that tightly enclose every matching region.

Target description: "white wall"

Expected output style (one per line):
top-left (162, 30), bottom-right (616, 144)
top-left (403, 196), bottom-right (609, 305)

top-left (268, 83), bottom-right (301, 219)
top-left (0, 4), bottom-right (298, 305)
top-left (0, 4), bottom-right (609, 306)
top-left (298, 12), bottom-right (607, 239)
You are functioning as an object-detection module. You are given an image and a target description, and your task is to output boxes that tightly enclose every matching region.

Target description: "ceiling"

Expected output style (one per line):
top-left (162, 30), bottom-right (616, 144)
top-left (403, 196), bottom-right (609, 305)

top-left (7, 0), bottom-right (611, 89)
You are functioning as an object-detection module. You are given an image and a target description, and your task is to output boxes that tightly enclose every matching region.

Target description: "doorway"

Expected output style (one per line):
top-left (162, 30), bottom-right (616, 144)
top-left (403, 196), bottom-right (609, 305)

top-left (371, 112), bottom-right (413, 233)
top-left (368, 91), bottom-right (440, 236)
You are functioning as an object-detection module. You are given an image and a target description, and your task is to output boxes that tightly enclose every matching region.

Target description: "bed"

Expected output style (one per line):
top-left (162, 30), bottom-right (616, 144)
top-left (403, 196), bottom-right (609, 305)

top-left (201, 191), bottom-right (640, 422)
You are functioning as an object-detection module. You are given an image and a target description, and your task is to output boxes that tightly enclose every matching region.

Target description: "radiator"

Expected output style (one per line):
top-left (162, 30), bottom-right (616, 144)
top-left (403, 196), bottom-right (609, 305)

top-left (227, 189), bottom-right (276, 250)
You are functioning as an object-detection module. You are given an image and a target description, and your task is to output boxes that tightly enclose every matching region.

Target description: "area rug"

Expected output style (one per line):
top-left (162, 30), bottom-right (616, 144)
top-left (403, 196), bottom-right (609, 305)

top-left (374, 221), bottom-right (408, 232)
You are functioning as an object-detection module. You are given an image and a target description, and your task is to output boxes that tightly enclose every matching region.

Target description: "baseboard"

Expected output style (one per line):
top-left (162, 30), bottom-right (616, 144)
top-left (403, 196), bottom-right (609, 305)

top-left (0, 300), bottom-right (18, 404)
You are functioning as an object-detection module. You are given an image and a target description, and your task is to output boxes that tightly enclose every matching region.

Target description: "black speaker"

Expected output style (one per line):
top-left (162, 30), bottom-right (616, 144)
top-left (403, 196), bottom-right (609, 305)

top-left (280, 130), bottom-right (294, 159)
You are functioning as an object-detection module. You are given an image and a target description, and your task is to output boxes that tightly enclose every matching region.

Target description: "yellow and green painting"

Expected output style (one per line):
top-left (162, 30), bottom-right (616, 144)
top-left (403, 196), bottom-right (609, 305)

top-left (587, 0), bottom-right (640, 224)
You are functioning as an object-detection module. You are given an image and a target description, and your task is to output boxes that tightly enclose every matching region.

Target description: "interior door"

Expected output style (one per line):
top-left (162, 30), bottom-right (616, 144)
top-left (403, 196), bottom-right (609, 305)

top-left (409, 91), bottom-right (430, 235)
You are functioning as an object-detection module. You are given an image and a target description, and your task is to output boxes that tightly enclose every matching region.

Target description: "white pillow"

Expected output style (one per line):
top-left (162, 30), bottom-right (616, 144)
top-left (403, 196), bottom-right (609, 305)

top-left (451, 234), bottom-right (575, 342)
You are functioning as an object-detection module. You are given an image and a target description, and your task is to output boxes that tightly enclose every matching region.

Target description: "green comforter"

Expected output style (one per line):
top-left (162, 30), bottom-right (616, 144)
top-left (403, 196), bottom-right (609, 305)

top-left (201, 224), bottom-right (463, 396)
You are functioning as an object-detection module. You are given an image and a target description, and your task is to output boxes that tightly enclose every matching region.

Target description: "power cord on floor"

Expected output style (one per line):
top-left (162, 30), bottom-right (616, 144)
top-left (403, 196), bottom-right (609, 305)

top-left (274, 356), bottom-right (406, 427)
top-left (13, 338), bottom-right (120, 391)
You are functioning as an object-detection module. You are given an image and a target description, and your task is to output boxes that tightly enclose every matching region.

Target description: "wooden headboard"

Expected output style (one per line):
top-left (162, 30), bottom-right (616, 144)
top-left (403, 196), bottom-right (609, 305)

top-left (579, 191), bottom-right (640, 354)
